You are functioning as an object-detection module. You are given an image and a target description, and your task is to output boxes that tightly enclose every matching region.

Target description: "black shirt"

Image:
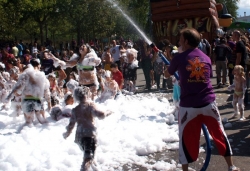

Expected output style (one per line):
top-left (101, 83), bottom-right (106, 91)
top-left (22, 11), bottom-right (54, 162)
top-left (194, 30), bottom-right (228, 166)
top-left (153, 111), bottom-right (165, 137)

top-left (236, 40), bottom-right (247, 67)
top-left (214, 44), bottom-right (232, 61)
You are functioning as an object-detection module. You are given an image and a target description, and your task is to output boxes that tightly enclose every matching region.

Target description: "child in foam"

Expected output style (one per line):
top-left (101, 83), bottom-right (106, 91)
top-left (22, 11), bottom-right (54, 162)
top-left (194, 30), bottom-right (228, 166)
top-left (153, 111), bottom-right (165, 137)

top-left (50, 92), bottom-right (74, 121)
top-left (47, 43), bottom-right (101, 100)
top-left (8, 66), bottom-right (23, 116)
top-left (47, 73), bottom-right (62, 97)
top-left (63, 86), bottom-right (112, 171)
top-left (66, 77), bottom-right (79, 94)
top-left (97, 70), bottom-right (119, 103)
top-left (0, 62), bottom-right (13, 110)
top-left (122, 48), bottom-right (139, 94)
top-left (6, 58), bottom-right (51, 125)
top-left (228, 65), bottom-right (247, 120)
top-left (95, 63), bottom-right (106, 94)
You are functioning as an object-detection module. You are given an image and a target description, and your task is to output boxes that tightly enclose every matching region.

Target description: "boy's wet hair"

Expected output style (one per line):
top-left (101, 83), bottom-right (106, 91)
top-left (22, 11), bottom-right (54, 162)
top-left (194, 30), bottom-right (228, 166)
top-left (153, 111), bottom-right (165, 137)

top-left (64, 93), bottom-right (73, 104)
top-left (30, 58), bottom-right (40, 67)
top-left (104, 46), bottom-right (110, 51)
top-left (54, 66), bottom-right (61, 71)
top-left (73, 86), bottom-right (90, 102)
top-left (7, 58), bottom-right (17, 66)
top-left (51, 96), bottom-right (59, 106)
top-left (110, 63), bottom-right (118, 68)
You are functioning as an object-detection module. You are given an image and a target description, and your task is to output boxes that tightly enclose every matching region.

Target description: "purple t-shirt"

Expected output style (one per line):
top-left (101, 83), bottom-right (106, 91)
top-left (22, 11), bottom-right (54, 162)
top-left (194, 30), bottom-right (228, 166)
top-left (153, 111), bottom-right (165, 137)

top-left (168, 48), bottom-right (215, 107)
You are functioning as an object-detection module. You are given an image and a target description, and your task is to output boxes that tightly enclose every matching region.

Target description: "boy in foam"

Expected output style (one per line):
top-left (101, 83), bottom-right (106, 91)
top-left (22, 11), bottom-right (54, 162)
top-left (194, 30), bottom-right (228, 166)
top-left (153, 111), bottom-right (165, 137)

top-left (8, 65), bottom-right (22, 116)
top-left (98, 70), bottom-right (119, 103)
top-left (63, 86), bottom-right (112, 171)
top-left (0, 62), bottom-right (12, 110)
top-left (50, 92), bottom-right (74, 121)
top-left (6, 58), bottom-right (51, 125)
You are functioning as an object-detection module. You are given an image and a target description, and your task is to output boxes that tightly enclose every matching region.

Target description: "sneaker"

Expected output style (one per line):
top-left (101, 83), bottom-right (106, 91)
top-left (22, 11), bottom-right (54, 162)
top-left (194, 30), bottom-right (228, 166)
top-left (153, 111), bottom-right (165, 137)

top-left (217, 82), bottom-right (222, 88)
top-left (239, 117), bottom-right (246, 121)
top-left (228, 165), bottom-right (240, 171)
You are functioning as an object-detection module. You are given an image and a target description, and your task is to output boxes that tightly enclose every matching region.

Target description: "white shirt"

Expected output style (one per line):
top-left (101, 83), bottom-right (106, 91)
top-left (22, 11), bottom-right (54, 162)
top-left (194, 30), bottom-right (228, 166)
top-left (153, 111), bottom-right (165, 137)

top-left (110, 45), bottom-right (120, 62)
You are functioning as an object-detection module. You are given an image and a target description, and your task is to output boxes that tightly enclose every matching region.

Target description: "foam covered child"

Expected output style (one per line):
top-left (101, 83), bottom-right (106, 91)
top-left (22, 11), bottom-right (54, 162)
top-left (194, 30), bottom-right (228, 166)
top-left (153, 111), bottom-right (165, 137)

top-left (63, 86), bottom-right (112, 171)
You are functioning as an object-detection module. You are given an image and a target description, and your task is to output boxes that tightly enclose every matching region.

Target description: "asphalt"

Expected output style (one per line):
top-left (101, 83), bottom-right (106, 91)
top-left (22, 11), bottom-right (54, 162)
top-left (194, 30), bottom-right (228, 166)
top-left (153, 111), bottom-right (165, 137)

top-left (125, 66), bottom-right (250, 171)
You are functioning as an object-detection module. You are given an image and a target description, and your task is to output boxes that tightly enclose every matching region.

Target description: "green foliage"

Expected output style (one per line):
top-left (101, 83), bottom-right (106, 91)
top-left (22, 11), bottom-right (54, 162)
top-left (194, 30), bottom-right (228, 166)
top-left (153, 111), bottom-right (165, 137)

top-left (0, 0), bottom-right (239, 45)
top-left (216, 0), bottom-right (239, 19)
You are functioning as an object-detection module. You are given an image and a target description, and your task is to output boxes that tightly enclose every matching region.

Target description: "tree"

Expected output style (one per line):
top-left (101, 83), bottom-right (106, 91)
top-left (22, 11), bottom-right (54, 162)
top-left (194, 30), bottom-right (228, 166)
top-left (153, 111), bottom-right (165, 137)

top-left (216, 0), bottom-right (239, 19)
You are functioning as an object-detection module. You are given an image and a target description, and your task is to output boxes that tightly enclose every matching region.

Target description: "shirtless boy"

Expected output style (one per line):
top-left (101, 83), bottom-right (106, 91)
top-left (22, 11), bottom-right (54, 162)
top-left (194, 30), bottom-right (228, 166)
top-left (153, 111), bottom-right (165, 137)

top-left (63, 86), bottom-right (112, 171)
top-left (6, 59), bottom-right (51, 124)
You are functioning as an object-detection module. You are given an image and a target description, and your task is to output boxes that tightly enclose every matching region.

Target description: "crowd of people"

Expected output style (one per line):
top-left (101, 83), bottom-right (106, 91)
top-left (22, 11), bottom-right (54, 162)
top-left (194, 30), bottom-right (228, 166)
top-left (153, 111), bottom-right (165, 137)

top-left (0, 28), bottom-right (249, 171)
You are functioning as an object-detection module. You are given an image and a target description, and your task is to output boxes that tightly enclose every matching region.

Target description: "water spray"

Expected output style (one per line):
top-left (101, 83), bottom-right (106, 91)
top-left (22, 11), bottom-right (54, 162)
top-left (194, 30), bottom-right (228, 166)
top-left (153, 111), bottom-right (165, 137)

top-left (106, 0), bottom-right (211, 170)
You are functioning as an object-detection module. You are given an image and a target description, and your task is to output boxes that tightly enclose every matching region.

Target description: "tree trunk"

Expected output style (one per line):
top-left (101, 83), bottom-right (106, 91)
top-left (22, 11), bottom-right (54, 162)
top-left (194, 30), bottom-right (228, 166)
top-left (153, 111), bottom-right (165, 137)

top-left (45, 23), bottom-right (48, 40)
top-left (39, 23), bottom-right (44, 45)
top-left (76, 24), bottom-right (81, 46)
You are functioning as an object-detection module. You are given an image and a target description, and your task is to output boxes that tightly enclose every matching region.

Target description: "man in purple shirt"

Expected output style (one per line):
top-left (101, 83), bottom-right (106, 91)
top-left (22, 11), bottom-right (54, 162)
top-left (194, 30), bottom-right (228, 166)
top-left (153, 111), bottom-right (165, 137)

top-left (168, 28), bottom-right (239, 171)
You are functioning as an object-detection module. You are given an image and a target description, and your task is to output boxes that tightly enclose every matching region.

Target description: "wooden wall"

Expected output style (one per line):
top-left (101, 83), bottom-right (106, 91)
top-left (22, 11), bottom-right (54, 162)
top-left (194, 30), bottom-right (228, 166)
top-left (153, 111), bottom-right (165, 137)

top-left (150, 0), bottom-right (220, 45)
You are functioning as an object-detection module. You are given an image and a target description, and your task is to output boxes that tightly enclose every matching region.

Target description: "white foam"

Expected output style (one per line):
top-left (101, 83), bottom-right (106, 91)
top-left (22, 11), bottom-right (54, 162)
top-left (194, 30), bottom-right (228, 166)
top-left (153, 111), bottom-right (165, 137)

top-left (0, 93), bottom-right (184, 170)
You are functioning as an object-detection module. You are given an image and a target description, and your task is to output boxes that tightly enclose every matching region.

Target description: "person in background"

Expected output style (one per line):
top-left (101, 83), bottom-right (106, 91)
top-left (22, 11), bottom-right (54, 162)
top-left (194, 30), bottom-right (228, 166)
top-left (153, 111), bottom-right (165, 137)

top-left (228, 65), bottom-right (246, 120)
top-left (16, 57), bottom-right (26, 73)
top-left (110, 40), bottom-right (126, 70)
top-left (0, 47), bottom-right (14, 71)
top-left (31, 42), bottom-right (39, 58)
top-left (167, 28), bottom-right (239, 171)
top-left (17, 40), bottom-right (24, 58)
top-left (41, 49), bottom-right (54, 75)
top-left (140, 41), bottom-right (153, 91)
top-left (198, 33), bottom-right (211, 57)
top-left (122, 48), bottom-right (139, 94)
top-left (214, 37), bottom-right (232, 87)
top-left (12, 42), bottom-right (19, 58)
top-left (22, 49), bottom-right (32, 65)
top-left (152, 46), bottom-right (164, 91)
top-left (102, 46), bottom-right (113, 71)
top-left (110, 63), bottom-right (124, 90)
top-left (227, 36), bottom-right (237, 85)
top-left (233, 30), bottom-right (248, 106)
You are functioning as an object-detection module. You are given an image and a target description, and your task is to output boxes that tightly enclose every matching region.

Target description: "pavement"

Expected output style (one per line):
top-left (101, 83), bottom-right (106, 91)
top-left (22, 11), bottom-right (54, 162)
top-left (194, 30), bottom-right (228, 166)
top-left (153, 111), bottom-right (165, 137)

top-left (125, 66), bottom-right (250, 171)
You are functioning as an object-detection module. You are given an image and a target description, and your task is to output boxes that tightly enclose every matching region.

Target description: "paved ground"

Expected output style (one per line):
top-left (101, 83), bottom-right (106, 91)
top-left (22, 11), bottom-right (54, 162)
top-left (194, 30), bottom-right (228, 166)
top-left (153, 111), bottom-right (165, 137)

top-left (127, 66), bottom-right (250, 171)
